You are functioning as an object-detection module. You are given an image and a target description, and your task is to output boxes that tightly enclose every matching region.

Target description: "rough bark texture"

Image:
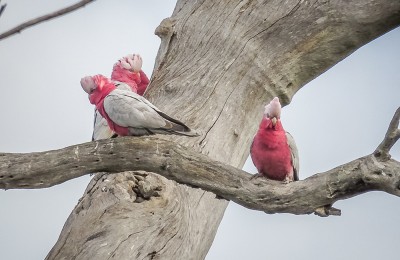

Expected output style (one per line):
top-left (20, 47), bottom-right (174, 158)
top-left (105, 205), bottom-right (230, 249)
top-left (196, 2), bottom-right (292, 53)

top-left (3, 0), bottom-right (398, 259)
top-left (1, 135), bottom-right (399, 215)
top-left (44, 171), bottom-right (224, 259)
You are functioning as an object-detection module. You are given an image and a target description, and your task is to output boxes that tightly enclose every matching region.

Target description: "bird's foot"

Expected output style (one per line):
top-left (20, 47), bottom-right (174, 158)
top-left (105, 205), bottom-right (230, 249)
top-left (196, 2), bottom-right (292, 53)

top-left (314, 205), bottom-right (341, 217)
top-left (250, 173), bottom-right (262, 180)
top-left (282, 175), bottom-right (294, 184)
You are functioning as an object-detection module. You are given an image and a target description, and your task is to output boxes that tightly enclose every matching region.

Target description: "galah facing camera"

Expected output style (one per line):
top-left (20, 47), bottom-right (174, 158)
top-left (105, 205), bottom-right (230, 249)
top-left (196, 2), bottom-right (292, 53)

top-left (250, 97), bottom-right (299, 183)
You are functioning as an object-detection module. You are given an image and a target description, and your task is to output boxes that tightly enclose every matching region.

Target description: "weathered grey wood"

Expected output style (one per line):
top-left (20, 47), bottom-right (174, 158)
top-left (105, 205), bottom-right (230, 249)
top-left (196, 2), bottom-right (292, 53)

top-left (375, 107), bottom-right (400, 160)
top-left (1, 135), bottom-right (400, 215)
top-left (45, 171), bottom-right (227, 260)
top-left (2, 0), bottom-right (398, 259)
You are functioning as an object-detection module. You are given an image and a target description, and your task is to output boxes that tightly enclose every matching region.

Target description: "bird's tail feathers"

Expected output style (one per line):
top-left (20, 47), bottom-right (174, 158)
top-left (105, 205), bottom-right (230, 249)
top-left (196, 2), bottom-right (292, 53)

top-left (129, 127), bottom-right (198, 137)
top-left (157, 111), bottom-right (199, 137)
top-left (151, 128), bottom-right (199, 137)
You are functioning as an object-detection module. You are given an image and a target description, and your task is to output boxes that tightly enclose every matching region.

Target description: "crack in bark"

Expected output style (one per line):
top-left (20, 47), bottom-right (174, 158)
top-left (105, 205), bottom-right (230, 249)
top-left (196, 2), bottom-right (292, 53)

top-left (195, 190), bottom-right (206, 207)
top-left (85, 173), bottom-right (105, 195)
top-left (167, 1), bottom-right (226, 81)
top-left (199, 84), bottom-right (237, 145)
top-left (198, 0), bottom-right (303, 145)
top-left (311, 0), bottom-right (321, 8)
top-left (143, 230), bottom-right (178, 260)
top-left (107, 229), bottom-right (148, 260)
top-left (244, 0), bottom-right (302, 49)
top-left (172, 0), bottom-right (211, 63)
top-left (171, 1), bottom-right (253, 120)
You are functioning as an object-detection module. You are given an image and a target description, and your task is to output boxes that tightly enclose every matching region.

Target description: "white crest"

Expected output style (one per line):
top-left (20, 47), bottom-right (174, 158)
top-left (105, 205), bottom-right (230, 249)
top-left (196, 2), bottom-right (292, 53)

top-left (264, 97), bottom-right (281, 119)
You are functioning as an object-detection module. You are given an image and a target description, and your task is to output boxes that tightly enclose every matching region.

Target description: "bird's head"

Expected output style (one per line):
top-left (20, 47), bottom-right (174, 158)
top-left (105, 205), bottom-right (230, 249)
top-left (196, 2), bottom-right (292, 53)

top-left (264, 97), bottom-right (281, 127)
top-left (118, 54), bottom-right (142, 73)
top-left (80, 76), bottom-right (97, 94)
top-left (81, 75), bottom-right (114, 105)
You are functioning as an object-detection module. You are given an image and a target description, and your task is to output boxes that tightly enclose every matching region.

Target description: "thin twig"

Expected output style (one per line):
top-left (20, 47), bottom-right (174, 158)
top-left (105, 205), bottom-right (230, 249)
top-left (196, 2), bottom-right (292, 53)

top-left (374, 107), bottom-right (400, 160)
top-left (0, 0), bottom-right (95, 41)
top-left (0, 3), bottom-right (6, 19)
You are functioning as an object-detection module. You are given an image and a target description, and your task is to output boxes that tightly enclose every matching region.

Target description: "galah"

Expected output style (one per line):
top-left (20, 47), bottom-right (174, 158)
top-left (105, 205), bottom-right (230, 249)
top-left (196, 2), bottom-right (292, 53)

top-left (250, 97), bottom-right (299, 182)
top-left (111, 54), bottom-right (150, 96)
top-left (92, 54), bottom-right (150, 140)
top-left (82, 74), bottom-right (196, 137)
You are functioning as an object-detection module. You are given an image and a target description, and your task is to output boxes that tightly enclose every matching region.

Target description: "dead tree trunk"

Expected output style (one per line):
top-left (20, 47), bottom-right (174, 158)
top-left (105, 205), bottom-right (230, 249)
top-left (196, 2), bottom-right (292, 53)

top-left (42, 1), bottom-right (400, 259)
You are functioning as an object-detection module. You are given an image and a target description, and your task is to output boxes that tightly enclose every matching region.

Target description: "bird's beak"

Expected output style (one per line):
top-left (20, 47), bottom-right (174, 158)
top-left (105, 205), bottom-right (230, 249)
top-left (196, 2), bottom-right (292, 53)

top-left (271, 117), bottom-right (277, 126)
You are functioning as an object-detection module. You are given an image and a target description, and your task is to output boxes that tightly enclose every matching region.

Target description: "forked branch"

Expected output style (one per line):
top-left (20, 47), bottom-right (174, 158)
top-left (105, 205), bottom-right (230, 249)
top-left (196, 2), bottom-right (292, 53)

top-left (375, 107), bottom-right (400, 160)
top-left (1, 107), bottom-right (399, 216)
top-left (0, 0), bottom-right (95, 41)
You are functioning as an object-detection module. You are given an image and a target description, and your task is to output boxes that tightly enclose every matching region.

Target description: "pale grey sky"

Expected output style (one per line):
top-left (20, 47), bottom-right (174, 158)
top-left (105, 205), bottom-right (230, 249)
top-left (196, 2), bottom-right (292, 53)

top-left (0, 1), bottom-right (399, 259)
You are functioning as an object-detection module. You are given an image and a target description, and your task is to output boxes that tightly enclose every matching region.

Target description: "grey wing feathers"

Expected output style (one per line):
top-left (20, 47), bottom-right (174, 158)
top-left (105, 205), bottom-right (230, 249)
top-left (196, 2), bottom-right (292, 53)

top-left (104, 89), bottom-right (167, 129)
top-left (103, 89), bottom-right (197, 136)
top-left (286, 131), bottom-right (299, 181)
top-left (92, 109), bottom-right (115, 141)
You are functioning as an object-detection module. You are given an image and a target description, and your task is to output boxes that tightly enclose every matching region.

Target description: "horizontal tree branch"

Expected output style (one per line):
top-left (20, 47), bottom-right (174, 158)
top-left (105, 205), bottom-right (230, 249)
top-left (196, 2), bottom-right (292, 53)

top-left (0, 0), bottom-right (95, 41)
top-left (1, 106), bottom-right (399, 216)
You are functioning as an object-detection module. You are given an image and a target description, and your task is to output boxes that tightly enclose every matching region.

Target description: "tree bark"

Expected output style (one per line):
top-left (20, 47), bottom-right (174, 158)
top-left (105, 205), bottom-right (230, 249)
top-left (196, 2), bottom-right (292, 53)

top-left (1, 133), bottom-right (400, 216)
top-left (15, 0), bottom-right (398, 259)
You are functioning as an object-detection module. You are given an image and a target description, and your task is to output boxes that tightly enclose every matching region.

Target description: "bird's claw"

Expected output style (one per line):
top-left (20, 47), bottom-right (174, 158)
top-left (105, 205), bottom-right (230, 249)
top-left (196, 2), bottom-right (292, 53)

top-left (250, 173), bottom-right (261, 180)
top-left (314, 205), bottom-right (341, 217)
top-left (282, 175), bottom-right (294, 184)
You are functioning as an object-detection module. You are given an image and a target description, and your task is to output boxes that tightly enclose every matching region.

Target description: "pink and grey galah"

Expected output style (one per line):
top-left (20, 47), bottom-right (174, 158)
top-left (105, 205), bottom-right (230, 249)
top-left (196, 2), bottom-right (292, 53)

top-left (92, 54), bottom-right (150, 140)
top-left (250, 97), bottom-right (299, 182)
top-left (81, 74), bottom-right (197, 137)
